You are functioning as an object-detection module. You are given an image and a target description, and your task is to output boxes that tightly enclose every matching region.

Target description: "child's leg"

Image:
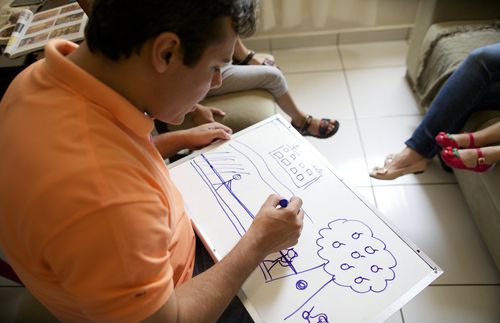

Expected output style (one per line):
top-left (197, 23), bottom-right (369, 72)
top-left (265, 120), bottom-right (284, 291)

top-left (276, 92), bottom-right (337, 137)
top-left (471, 121), bottom-right (500, 146)
top-left (207, 65), bottom-right (338, 137)
top-left (207, 65), bottom-right (286, 98)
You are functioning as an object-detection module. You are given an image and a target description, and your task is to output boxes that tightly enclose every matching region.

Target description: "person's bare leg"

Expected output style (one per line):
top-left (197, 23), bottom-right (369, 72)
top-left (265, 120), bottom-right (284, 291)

top-left (233, 38), bottom-right (251, 62)
top-left (276, 92), bottom-right (336, 136)
top-left (445, 121), bottom-right (500, 147)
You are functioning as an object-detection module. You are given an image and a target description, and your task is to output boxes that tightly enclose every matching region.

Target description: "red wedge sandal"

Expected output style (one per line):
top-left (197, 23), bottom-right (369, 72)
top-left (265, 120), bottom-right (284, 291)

top-left (435, 132), bottom-right (476, 149)
top-left (440, 147), bottom-right (492, 172)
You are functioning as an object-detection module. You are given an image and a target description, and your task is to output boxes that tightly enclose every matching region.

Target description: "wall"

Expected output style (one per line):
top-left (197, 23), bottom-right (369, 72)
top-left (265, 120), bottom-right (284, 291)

top-left (247, 0), bottom-right (420, 49)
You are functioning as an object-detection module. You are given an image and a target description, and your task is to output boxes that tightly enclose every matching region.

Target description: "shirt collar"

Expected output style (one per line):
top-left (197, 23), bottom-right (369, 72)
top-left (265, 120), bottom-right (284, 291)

top-left (43, 39), bottom-right (154, 137)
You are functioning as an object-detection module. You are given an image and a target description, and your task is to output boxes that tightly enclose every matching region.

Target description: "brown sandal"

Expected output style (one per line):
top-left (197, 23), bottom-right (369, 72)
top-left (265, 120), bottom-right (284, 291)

top-left (292, 115), bottom-right (339, 139)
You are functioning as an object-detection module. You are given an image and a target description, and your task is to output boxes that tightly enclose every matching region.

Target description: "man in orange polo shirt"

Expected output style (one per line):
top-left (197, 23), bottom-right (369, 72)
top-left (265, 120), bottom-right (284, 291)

top-left (0, 0), bottom-right (304, 322)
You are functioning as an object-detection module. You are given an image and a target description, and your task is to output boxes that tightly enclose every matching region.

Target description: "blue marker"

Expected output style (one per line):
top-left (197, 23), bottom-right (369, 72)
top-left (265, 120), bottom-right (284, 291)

top-left (279, 199), bottom-right (289, 208)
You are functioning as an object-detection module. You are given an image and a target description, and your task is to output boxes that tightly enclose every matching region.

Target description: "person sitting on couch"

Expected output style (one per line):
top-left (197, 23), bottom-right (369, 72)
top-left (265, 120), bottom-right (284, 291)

top-left (158, 37), bottom-right (340, 139)
top-left (370, 42), bottom-right (500, 180)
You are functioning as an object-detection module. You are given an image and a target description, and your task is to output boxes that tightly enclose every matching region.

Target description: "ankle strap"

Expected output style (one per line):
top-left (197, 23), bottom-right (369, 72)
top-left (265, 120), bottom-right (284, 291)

top-left (476, 148), bottom-right (486, 165)
top-left (468, 132), bottom-right (475, 148)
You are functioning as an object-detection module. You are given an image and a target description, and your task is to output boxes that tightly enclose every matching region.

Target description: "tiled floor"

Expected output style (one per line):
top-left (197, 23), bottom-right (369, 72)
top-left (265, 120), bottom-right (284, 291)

top-left (1, 41), bottom-right (500, 322)
top-left (273, 40), bottom-right (500, 322)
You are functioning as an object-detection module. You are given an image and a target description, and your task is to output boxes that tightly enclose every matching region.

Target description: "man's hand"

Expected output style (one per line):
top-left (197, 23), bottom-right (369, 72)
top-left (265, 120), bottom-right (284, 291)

top-left (190, 103), bottom-right (226, 125)
top-left (246, 194), bottom-right (304, 256)
top-left (144, 194), bottom-right (303, 323)
top-left (183, 122), bottom-right (232, 150)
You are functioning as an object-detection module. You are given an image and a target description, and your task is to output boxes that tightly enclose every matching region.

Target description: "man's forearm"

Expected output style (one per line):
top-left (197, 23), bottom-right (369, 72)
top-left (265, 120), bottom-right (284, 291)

top-left (144, 195), bottom-right (303, 323)
top-left (152, 131), bottom-right (189, 159)
top-left (174, 233), bottom-right (265, 322)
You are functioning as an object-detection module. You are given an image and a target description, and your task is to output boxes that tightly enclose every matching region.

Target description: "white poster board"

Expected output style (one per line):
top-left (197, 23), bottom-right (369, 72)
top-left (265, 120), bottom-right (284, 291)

top-left (169, 115), bottom-right (442, 323)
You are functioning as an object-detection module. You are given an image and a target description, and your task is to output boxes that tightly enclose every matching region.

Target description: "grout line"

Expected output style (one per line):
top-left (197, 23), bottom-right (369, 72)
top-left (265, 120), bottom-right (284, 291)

top-left (341, 64), bottom-right (407, 72)
top-left (400, 309), bottom-right (406, 323)
top-left (278, 64), bottom-right (408, 76)
top-left (371, 181), bottom-right (459, 188)
top-left (283, 68), bottom-right (345, 75)
top-left (337, 45), bottom-right (379, 205)
top-left (354, 114), bottom-right (424, 120)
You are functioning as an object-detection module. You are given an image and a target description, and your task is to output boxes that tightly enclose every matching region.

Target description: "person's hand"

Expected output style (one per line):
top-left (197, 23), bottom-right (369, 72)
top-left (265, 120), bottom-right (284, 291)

top-left (183, 122), bottom-right (232, 150)
top-left (190, 103), bottom-right (226, 126)
top-left (246, 194), bottom-right (304, 256)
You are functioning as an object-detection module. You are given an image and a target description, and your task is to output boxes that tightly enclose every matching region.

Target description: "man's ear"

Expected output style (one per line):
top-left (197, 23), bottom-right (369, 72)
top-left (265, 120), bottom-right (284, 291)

top-left (151, 32), bottom-right (180, 73)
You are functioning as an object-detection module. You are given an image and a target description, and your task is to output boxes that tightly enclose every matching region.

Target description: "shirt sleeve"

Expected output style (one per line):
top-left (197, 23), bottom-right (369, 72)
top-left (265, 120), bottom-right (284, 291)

top-left (43, 199), bottom-right (174, 322)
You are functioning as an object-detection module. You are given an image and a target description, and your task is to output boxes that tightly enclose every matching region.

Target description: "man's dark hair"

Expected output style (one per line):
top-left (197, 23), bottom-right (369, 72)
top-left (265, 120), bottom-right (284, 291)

top-left (85, 0), bottom-right (257, 66)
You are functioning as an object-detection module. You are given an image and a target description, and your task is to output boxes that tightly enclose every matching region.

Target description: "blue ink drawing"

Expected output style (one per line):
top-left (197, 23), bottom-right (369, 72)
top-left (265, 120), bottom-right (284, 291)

top-left (188, 139), bottom-right (397, 321)
top-left (316, 219), bottom-right (397, 294)
top-left (302, 306), bottom-right (329, 323)
top-left (270, 144), bottom-right (322, 189)
top-left (190, 140), bottom-right (314, 282)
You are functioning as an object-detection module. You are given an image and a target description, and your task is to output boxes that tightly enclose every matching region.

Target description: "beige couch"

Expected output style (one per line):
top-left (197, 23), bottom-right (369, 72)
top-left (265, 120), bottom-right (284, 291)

top-left (406, 0), bottom-right (500, 271)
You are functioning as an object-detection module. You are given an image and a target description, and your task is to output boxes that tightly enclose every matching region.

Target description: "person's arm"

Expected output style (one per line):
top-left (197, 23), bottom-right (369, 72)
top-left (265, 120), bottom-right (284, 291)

top-left (144, 195), bottom-right (304, 323)
top-left (152, 122), bottom-right (232, 159)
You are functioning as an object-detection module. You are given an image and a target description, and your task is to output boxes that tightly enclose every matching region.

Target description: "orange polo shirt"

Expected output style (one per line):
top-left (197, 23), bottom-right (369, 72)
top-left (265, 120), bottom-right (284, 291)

top-left (0, 39), bottom-right (195, 322)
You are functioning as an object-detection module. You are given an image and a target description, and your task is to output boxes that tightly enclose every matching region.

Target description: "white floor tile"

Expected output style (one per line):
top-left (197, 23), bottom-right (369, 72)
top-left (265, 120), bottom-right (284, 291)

top-left (402, 285), bottom-right (500, 323)
top-left (384, 310), bottom-right (404, 323)
top-left (0, 287), bottom-right (24, 323)
top-left (357, 116), bottom-right (456, 186)
top-left (373, 184), bottom-right (500, 285)
top-left (340, 41), bottom-right (408, 70)
top-left (346, 67), bottom-right (421, 118)
top-left (285, 71), bottom-right (355, 120)
top-left (306, 119), bottom-right (371, 186)
top-left (272, 46), bottom-right (342, 74)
